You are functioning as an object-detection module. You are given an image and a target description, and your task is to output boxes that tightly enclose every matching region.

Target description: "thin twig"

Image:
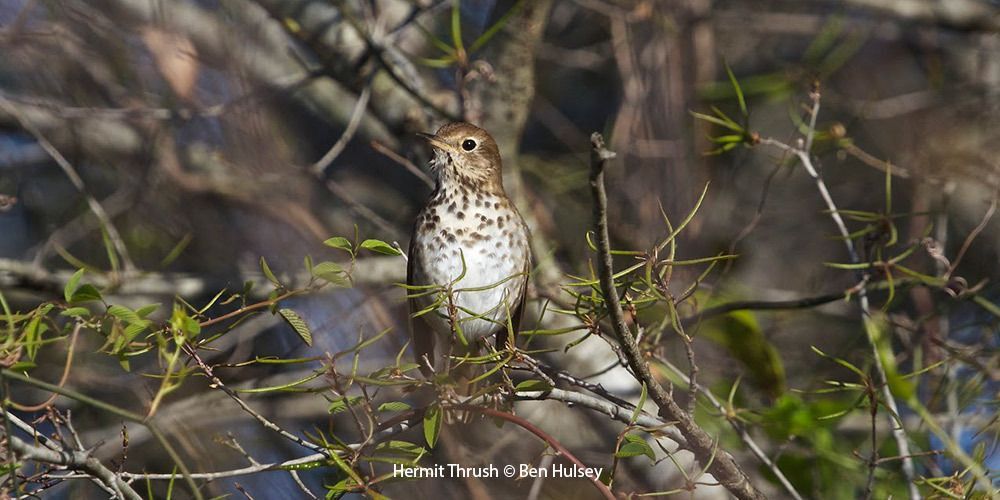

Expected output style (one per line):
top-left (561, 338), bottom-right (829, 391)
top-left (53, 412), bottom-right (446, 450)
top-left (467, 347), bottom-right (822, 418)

top-left (0, 369), bottom-right (202, 500)
top-left (945, 194), bottom-right (997, 279)
top-left (370, 140), bottom-right (435, 188)
top-left (514, 388), bottom-right (686, 445)
top-left (311, 82), bottom-right (373, 176)
top-left (758, 89), bottom-right (920, 500)
top-left (185, 347), bottom-right (330, 457)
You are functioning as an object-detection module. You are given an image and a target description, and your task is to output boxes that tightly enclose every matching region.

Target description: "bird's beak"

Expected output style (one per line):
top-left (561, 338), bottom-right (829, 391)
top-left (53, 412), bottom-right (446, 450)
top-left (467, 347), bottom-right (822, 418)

top-left (417, 132), bottom-right (459, 155)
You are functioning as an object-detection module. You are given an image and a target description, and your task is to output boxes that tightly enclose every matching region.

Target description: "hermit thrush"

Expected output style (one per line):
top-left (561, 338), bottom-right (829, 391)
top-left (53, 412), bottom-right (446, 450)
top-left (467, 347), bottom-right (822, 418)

top-left (407, 122), bottom-right (531, 376)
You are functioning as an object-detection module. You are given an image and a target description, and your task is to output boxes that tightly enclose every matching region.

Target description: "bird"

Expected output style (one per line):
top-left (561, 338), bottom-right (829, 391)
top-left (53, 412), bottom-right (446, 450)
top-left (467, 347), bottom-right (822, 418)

top-left (407, 122), bottom-right (531, 378)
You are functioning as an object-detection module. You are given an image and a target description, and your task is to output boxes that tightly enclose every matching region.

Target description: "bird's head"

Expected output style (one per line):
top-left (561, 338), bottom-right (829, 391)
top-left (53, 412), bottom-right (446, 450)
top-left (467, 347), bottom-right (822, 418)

top-left (419, 122), bottom-right (503, 192)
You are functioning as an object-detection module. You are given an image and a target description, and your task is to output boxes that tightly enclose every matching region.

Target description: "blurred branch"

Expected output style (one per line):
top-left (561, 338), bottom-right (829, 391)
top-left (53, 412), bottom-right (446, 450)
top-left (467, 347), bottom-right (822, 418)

top-left (323, 179), bottom-right (402, 238)
top-left (311, 80), bottom-right (372, 176)
top-left (0, 96), bottom-right (135, 274)
top-left (843, 0), bottom-right (1000, 32)
top-left (514, 388), bottom-right (687, 446)
top-left (588, 132), bottom-right (764, 500)
top-left (679, 277), bottom-right (951, 327)
top-left (337, 3), bottom-right (460, 122)
top-left (0, 92), bottom-right (144, 159)
top-left (253, 0), bottom-right (457, 126)
top-left (0, 256), bottom-right (404, 298)
top-left (370, 140), bottom-right (435, 188)
top-left (30, 183), bottom-right (142, 269)
top-left (94, 0), bottom-right (396, 145)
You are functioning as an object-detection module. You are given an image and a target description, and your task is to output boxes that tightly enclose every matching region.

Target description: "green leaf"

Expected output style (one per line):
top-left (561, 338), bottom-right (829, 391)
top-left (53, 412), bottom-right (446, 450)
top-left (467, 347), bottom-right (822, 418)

top-left (64, 269), bottom-right (85, 302)
top-left (359, 239), bottom-right (402, 256)
top-left (469, 0), bottom-right (523, 52)
top-left (68, 284), bottom-right (102, 304)
top-left (450, 1), bottom-right (464, 55)
top-left (372, 440), bottom-right (426, 461)
top-left (378, 401), bottom-right (412, 412)
top-left (323, 236), bottom-right (353, 253)
top-left (423, 405), bottom-right (442, 448)
top-left (328, 395), bottom-right (363, 414)
top-left (170, 306), bottom-right (201, 337)
top-left (24, 314), bottom-right (44, 360)
top-left (725, 62), bottom-right (748, 118)
top-left (60, 307), bottom-right (91, 318)
top-left (865, 315), bottom-right (914, 400)
top-left (514, 379), bottom-right (553, 392)
top-left (278, 308), bottom-right (313, 346)
top-left (417, 56), bottom-right (458, 68)
top-left (7, 361), bottom-right (35, 372)
top-left (615, 434), bottom-right (655, 460)
top-left (159, 233), bottom-right (192, 268)
top-left (630, 383), bottom-right (648, 425)
top-left (135, 303), bottom-right (160, 318)
top-left (123, 321), bottom-right (151, 341)
top-left (108, 304), bottom-right (141, 325)
top-left (700, 309), bottom-right (786, 398)
top-left (63, 269), bottom-right (101, 304)
top-left (260, 256), bottom-right (280, 286)
top-left (311, 261), bottom-right (347, 286)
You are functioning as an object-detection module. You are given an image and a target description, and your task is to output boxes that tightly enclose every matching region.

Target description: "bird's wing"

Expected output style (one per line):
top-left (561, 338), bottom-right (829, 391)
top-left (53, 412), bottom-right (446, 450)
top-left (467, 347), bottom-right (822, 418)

top-left (407, 234), bottom-right (436, 377)
top-left (496, 248), bottom-right (530, 352)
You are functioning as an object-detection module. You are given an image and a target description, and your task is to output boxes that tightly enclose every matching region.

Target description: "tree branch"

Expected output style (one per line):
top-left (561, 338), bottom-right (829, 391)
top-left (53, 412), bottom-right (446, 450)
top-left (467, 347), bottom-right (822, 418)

top-left (588, 132), bottom-right (764, 500)
top-left (8, 434), bottom-right (142, 500)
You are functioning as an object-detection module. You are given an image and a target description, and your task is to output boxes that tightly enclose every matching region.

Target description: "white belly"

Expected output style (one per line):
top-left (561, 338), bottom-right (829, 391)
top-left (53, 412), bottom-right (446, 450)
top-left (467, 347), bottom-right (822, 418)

top-left (413, 200), bottom-right (529, 343)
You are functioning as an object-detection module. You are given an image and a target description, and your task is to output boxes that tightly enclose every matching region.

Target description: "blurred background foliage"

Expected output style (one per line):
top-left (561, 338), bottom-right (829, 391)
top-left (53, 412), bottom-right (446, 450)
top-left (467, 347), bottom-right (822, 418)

top-left (0, 0), bottom-right (998, 498)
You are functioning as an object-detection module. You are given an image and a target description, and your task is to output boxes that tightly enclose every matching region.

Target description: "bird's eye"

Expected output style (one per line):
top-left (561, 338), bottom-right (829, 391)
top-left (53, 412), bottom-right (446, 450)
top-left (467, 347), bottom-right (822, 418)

top-left (461, 139), bottom-right (477, 151)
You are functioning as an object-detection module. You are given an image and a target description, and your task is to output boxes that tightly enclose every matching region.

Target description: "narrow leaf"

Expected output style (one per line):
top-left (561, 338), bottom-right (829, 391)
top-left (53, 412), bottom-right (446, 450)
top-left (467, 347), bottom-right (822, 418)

top-left (278, 308), bottom-right (313, 346)
top-left (360, 239), bottom-right (402, 256)
top-left (423, 405), bottom-right (442, 448)
top-left (64, 269), bottom-right (85, 303)
top-left (323, 237), bottom-right (353, 253)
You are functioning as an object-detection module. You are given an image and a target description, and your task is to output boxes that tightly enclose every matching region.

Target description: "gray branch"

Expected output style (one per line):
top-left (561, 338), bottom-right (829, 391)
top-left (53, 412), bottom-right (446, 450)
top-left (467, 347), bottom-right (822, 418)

top-left (8, 435), bottom-right (142, 500)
